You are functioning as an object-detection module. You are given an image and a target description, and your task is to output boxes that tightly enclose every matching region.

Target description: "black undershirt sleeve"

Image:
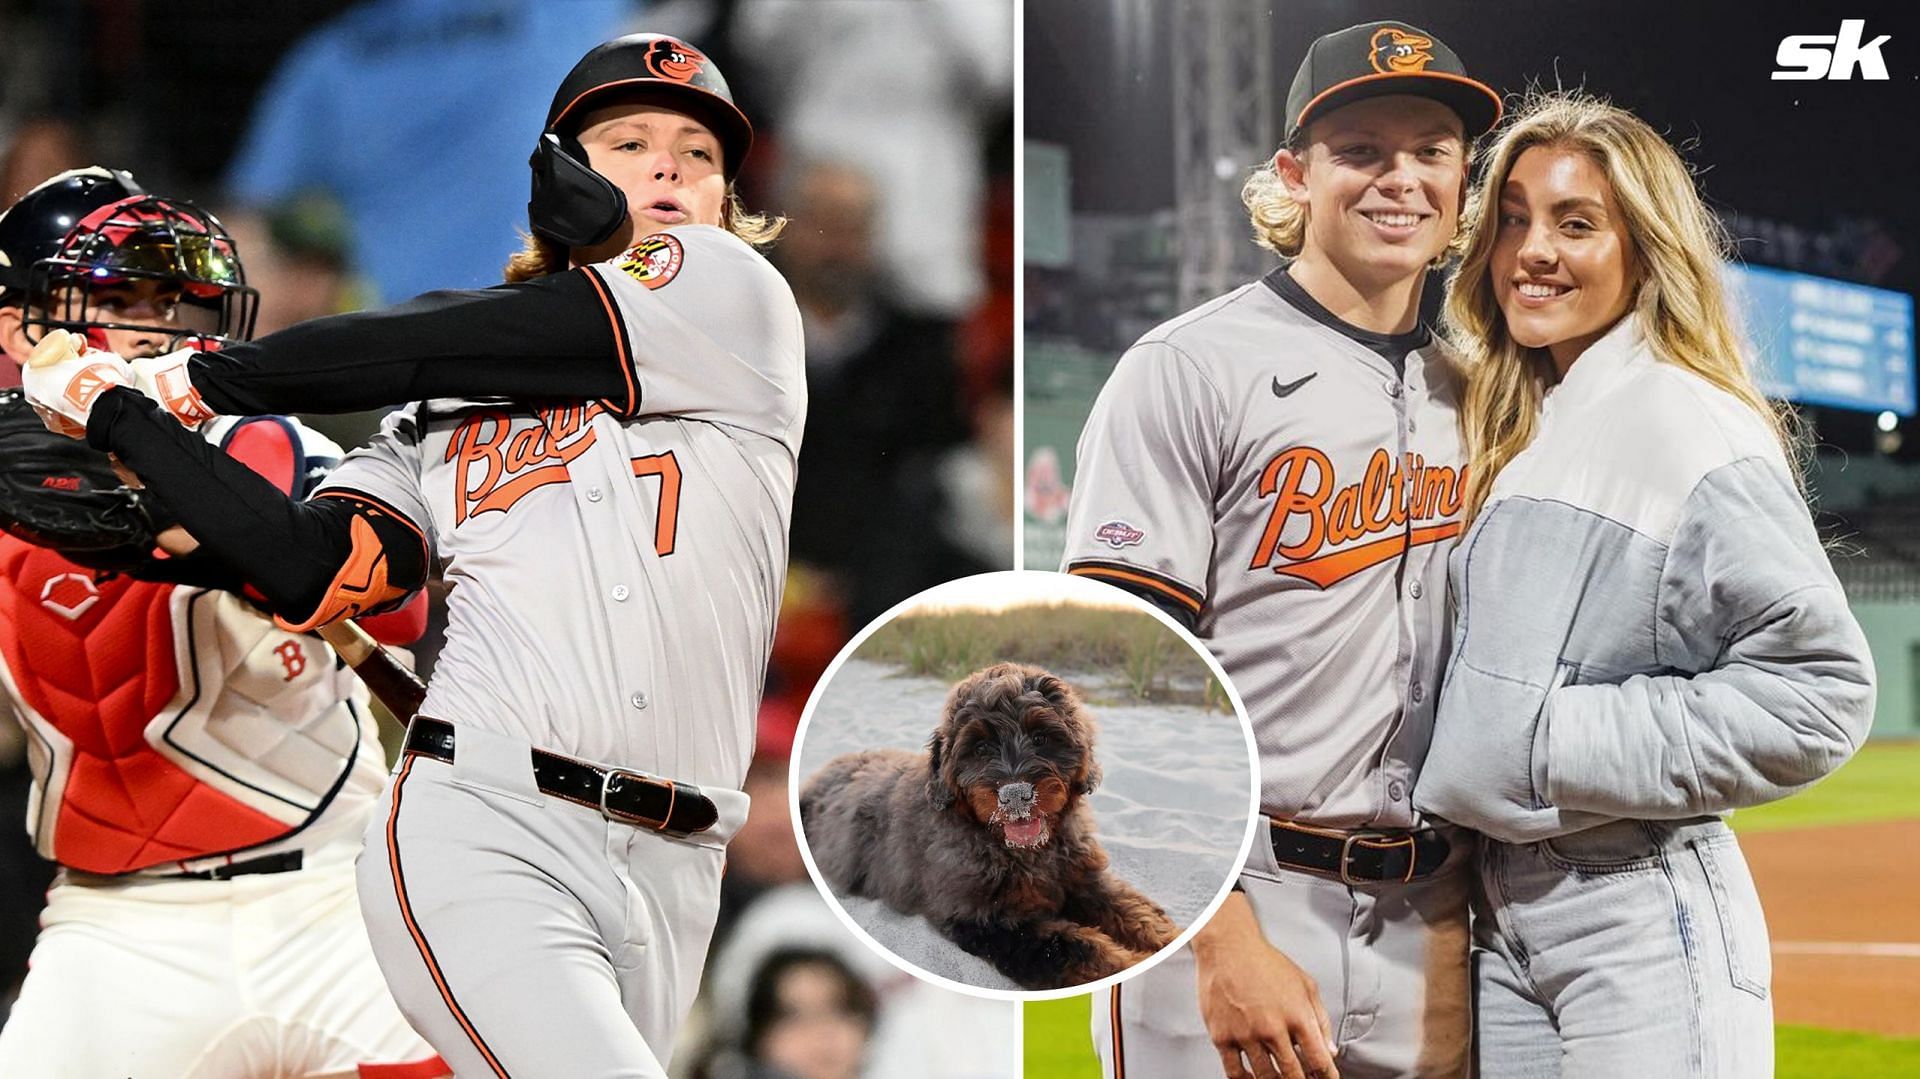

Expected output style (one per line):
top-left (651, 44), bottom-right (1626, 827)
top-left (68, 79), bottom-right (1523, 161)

top-left (1066, 573), bottom-right (1199, 631)
top-left (85, 387), bottom-right (428, 623)
top-left (1116, 584), bottom-right (1200, 632)
top-left (1062, 562), bottom-right (1203, 631)
top-left (187, 268), bottom-right (627, 417)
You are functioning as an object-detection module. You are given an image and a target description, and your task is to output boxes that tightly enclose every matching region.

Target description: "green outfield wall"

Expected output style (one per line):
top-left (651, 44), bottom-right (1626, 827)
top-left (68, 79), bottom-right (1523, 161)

top-left (1855, 602), bottom-right (1920, 737)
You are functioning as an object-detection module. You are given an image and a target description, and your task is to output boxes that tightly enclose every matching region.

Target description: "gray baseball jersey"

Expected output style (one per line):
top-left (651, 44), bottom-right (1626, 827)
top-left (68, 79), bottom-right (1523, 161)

top-left (1064, 268), bottom-right (1464, 830)
top-left (330, 224), bottom-right (798, 1078)
top-left (319, 224), bottom-right (804, 790)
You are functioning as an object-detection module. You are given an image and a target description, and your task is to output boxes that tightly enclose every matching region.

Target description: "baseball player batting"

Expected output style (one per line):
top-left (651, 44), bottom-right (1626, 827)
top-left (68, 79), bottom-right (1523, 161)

top-left (0, 168), bottom-right (443, 1077)
top-left (22, 33), bottom-right (801, 1078)
top-left (1062, 21), bottom-right (1499, 1079)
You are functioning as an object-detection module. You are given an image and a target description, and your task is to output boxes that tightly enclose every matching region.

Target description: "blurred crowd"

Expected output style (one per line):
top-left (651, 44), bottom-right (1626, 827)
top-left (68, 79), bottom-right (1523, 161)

top-left (0, 1), bottom-right (1017, 1074)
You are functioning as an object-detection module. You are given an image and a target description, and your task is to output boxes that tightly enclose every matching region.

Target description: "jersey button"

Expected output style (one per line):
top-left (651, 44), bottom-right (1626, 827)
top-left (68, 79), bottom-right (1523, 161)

top-left (611, 584), bottom-right (631, 601)
top-left (630, 691), bottom-right (649, 710)
top-left (1409, 580), bottom-right (1423, 599)
top-left (1389, 780), bottom-right (1405, 801)
top-left (1386, 379), bottom-right (1403, 397)
top-left (1410, 683), bottom-right (1425, 704)
top-left (587, 487), bottom-right (604, 502)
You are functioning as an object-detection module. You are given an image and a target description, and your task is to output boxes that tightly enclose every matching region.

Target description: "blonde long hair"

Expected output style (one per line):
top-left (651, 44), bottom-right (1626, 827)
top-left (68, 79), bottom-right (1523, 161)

top-left (503, 189), bottom-right (786, 283)
top-left (1242, 138), bottom-right (1315, 259)
top-left (1449, 90), bottom-right (1798, 521)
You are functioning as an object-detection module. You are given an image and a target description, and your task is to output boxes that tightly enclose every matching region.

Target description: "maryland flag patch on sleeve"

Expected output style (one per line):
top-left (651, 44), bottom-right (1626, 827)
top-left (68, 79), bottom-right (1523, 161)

top-left (617, 234), bottom-right (685, 290)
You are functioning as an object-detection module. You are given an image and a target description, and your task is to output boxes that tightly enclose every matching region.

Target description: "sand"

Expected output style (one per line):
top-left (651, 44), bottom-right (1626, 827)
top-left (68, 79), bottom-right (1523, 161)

top-left (795, 659), bottom-right (1254, 990)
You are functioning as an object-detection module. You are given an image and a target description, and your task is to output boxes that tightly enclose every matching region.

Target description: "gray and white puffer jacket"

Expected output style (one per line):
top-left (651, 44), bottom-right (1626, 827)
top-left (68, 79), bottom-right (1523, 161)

top-left (1413, 318), bottom-right (1876, 844)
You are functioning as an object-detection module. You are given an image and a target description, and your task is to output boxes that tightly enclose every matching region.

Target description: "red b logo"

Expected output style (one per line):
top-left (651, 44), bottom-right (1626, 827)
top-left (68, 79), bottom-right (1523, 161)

top-left (274, 640), bottom-right (307, 681)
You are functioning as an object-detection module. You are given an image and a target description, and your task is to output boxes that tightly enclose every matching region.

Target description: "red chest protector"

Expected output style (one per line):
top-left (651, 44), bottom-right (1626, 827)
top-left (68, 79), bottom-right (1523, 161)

top-left (0, 537), bottom-right (291, 872)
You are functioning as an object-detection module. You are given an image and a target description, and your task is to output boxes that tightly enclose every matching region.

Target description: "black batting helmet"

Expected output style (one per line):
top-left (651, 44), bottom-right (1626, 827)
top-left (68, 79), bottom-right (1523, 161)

top-left (527, 33), bottom-right (753, 249)
top-left (0, 167), bottom-right (146, 299)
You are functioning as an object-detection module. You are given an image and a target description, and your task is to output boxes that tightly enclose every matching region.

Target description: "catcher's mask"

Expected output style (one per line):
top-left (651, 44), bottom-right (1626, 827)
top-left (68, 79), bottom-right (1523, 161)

top-left (528, 32), bottom-right (753, 249)
top-left (23, 195), bottom-right (258, 352)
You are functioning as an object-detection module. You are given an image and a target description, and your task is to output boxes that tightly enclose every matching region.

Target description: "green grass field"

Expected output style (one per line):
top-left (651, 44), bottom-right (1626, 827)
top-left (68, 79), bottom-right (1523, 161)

top-left (1730, 739), bottom-right (1920, 834)
top-left (1023, 994), bottom-right (1099, 1079)
top-left (1022, 740), bottom-right (1920, 1078)
top-left (1021, 991), bottom-right (1920, 1078)
top-left (1776, 1025), bottom-right (1920, 1077)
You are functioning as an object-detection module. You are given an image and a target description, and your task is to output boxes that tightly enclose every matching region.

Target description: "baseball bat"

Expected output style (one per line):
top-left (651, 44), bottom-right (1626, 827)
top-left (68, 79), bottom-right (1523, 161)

top-left (26, 331), bottom-right (431, 722)
top-left (316, 619), bottom-right (430, 722)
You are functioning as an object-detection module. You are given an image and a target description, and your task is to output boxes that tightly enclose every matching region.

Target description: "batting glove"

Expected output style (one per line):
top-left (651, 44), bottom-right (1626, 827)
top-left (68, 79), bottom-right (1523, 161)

top-left (127, 347), bottom-right (219, 429)
top-left (19, 329), bottom-right (134, 440)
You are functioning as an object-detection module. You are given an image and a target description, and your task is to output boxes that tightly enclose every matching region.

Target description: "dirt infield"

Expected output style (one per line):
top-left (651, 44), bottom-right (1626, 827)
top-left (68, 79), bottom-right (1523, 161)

top-left (1744, 819), bottom-right (1920, 1037)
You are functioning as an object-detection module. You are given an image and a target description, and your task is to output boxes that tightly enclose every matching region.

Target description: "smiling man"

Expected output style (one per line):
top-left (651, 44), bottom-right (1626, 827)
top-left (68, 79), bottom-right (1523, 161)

top-left (1063, 20), bottom-right (1501, 1079)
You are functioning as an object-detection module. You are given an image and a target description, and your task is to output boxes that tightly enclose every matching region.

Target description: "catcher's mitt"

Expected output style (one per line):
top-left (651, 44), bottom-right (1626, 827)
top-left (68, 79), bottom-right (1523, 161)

top-left (0, 387), bottom-right (177, 572)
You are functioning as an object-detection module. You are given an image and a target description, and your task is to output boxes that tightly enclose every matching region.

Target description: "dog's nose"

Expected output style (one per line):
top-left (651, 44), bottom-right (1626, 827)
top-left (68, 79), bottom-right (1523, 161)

top-left (998, 782), bottom-right (1035, 814)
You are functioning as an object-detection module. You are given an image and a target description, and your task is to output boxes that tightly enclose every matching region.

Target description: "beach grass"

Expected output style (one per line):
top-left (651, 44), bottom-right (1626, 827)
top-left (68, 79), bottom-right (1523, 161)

top-left (860, 603), bottom-right (1224, 708)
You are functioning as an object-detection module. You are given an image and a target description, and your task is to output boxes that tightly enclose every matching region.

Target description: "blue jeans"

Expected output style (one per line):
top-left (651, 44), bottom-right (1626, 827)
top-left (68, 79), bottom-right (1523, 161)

top-left (1472, 818), bottom-right (1773, 1077)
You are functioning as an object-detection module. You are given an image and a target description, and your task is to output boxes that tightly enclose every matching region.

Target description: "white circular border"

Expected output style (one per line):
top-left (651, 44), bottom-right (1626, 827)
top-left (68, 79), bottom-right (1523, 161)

top-left (787, 569), bottom-right (1260, 1003)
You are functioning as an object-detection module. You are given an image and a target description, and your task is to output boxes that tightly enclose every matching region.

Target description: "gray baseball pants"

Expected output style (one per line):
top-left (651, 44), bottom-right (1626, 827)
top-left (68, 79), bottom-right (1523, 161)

top-left (355, 723), bottom-right (746, 1078)
top-left (1094, 819), bottom-right (1472, 1078)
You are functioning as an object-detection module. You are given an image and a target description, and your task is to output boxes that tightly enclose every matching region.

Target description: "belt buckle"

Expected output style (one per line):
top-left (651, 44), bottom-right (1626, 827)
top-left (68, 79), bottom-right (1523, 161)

top-left (598, 767), bottom-right (677, 834)
top-left (1339, 831), bottom-right (1416, 885)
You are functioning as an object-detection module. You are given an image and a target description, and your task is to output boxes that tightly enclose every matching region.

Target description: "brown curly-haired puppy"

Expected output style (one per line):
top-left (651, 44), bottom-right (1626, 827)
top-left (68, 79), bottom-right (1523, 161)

top-left (800, 662), bottom-right (1179, 989)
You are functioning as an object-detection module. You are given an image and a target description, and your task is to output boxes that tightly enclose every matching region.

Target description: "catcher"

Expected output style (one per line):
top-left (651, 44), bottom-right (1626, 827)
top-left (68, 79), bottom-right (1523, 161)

top-left (0, 168), bottom-right (443, 1078)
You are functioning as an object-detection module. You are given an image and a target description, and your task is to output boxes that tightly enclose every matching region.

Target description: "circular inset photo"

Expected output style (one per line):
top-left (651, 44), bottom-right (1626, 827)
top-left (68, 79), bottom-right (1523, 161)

top-left (791, 570), bottom-right (1257, 998)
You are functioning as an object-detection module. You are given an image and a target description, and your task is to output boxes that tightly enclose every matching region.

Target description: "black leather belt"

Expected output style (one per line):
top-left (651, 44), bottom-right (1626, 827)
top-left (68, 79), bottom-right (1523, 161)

top-left (404, 717), bottom-right (717, 837)
top-left (175, 850), bottom-right (305, 881)
top-left (1269, 819), bottom-right (1450, 884)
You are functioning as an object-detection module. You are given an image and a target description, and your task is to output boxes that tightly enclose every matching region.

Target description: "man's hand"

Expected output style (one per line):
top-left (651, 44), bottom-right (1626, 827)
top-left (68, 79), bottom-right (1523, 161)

top-left (153, 524), bottom-right (201, 557)
top-left (128, 349), bottom-right (218, 428)
top-left (1192, 892), bottom-right (1338, 1079)
top-left (20, 329), bottom-right (133, 439)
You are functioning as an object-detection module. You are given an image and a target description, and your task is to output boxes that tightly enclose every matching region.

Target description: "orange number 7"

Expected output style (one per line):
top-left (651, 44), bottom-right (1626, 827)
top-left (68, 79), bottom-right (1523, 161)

top-left (630, 452), bottom-right (682, 556)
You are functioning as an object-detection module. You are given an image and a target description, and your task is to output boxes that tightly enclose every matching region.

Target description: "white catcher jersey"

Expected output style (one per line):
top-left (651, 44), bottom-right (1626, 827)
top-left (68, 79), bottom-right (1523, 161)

top-left (319, 225), bottom-right (805, 789)
top-left (1064, 270), bottom-right (1465, 830)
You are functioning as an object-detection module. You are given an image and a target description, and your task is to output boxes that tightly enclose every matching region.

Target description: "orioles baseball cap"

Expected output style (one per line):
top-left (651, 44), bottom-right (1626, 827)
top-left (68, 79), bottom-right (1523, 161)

top-left (1285, 21), bottom-right (1502, 146)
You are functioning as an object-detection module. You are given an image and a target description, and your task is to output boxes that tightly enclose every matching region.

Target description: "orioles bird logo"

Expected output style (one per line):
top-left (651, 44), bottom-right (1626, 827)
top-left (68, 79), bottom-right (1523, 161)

top-left (643, 39), bottom-right (707, 83)
top-left (1369, 27), bottom-right (1434, 74)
